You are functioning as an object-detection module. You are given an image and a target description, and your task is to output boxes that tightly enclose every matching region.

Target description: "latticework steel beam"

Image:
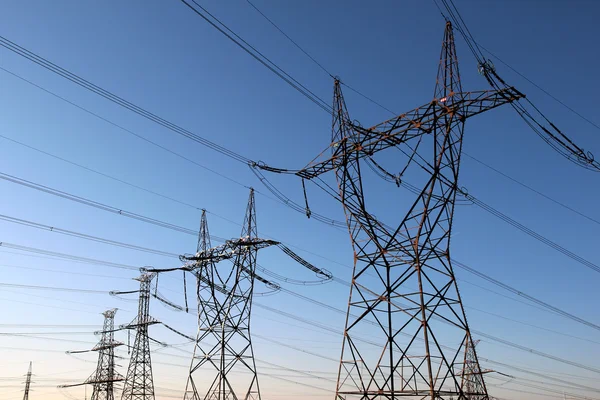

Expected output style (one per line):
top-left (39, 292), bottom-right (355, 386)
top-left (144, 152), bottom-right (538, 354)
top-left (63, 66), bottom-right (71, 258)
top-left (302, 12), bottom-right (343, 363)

top-left (302, 22), bottom-right (520, 400)
top-left (59, 309), bottom-right (124, 400)
top-left (22, 362), bottom-right (32, 400)
top-left (185, 189), bottom-right (265, 400)
top-left (121, 273), bottom-right (158, 400)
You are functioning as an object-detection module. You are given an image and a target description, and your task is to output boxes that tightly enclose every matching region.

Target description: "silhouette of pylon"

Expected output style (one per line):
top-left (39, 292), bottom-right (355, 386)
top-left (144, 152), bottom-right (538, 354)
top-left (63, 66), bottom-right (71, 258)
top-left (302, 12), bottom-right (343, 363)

top-left (22, 362), bottom-right (32, 400)
top-left (289, 21), bottom-right (522, 399)
top-left (121, 273), bottom-right (159, 400)
top-left (184, 189), bottom-right (266, 400)
top-left (461, 338), bottom-right (490, 399)
top-left (60, 309), bottom-right (124, 400)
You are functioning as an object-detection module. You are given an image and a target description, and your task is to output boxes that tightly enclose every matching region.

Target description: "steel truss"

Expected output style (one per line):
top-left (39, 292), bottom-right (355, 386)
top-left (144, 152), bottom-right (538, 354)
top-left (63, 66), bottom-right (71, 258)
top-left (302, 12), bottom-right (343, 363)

top-left (294, 22), bottom-right (523, 400)
top-left (184, 189), bottom-right (273, 400)
top-left (60, 309), bottom-right (124, 400)
top-left (121, 273), bottom-right (159, 400)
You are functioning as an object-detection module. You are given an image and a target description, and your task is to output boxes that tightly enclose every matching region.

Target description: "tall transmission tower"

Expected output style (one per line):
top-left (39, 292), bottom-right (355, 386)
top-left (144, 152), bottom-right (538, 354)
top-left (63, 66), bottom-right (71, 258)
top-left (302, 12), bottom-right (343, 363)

top-left (60, 309), bottom-right (124, 400)
top-left (22, 362), bottom-right (32, 400)
top-left (182, 189), bottom-right (273, 400)
top-left (270, 21), bottom-right (524, 399)
top-left (120, 273), bottom-right (159, 400)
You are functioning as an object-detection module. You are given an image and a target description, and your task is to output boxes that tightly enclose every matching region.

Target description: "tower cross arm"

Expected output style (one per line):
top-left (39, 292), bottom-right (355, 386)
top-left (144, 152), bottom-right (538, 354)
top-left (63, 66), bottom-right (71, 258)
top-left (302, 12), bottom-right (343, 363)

top-left (58, 377), bottom-right (125, 389)
top-left (296, 87), bottom-right (523, 180)
top-left (179, 237), bottom-right (279, 267)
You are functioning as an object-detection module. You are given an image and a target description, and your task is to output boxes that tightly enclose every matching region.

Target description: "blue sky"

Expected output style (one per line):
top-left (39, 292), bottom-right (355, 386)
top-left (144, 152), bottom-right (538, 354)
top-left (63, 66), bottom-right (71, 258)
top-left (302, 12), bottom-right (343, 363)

top-left (0, 1), bottom-right (599, 399)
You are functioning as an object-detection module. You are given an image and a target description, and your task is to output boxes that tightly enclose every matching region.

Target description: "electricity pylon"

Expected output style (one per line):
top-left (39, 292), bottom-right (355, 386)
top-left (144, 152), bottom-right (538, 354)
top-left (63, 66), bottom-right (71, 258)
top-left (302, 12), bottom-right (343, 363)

top-left (183, 209), bottom-right (215, 400)
top-left (183, 189), bottom-right (273, 400)
top-left (120, 273), bottom-right (159, 400)
top-left (461, 339), bottom-right (490, 400)
top-left (22, 362), bottom-right (32, 400)
top-left (60, 309), bottom-right (124, 400)
top-left (288, 22), bottom-right (523, 399)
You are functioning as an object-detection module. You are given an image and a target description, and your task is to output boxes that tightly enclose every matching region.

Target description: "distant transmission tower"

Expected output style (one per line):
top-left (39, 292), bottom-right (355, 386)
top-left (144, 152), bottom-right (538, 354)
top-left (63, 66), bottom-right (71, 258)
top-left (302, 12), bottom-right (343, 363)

top-left (183, 209), bottom-right (214, 400)
top-left (22, 362), bottom-right (32, 400)
top-left (462, 338), bottom-right (490, 399)
top-left (60, 309), bottom-right (124, 400)
top-left (261, 21), bottom-right (523, 399)
top-left (120, 273), bottom-right (158, 400)
top-left (182, 189), bottom-right (274, 400)
top-left (143, 190), bottom-right (326, 400)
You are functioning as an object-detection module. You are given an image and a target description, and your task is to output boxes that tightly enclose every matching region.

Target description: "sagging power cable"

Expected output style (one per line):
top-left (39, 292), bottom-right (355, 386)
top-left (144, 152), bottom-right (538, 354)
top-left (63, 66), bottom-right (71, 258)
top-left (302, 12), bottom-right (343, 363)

top-left (436, 0), bottom-right (599, 171)
top-left (0, 36), bottom-right (252, 164)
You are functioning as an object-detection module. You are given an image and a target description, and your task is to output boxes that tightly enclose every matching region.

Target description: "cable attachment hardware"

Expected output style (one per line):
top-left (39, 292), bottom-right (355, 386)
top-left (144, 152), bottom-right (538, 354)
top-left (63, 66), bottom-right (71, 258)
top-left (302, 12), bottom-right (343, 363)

top-left (301, 178), bottom-right (311, 218)
top-left (477, 59), bottom-right (495, 76)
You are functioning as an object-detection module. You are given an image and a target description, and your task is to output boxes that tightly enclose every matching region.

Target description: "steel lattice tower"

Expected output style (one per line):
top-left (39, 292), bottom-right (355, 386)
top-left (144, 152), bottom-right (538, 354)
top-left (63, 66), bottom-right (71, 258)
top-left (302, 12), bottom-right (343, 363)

top-left (61, 309), bottom-right (124, 400)
top-left (90, 309), bottom-right (124, 400)
top-left (184, 190), bottom-right (264, 400)
top-left (184, 209), bottom-right (215, 400)
top-left (121, 273), bottom-right (158, 400)
top-left (461, 339), bottom-right (489, 400)
top-left (22, 362), bottom-right (32, 400)
top-left (290, 22), bottom-right (523, 399)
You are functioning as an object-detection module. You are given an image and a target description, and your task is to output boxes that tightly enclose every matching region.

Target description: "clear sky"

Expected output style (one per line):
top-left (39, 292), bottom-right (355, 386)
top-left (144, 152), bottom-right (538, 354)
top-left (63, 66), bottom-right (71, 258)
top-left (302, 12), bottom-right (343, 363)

top-left (0, 1), bottom-right (599, 399)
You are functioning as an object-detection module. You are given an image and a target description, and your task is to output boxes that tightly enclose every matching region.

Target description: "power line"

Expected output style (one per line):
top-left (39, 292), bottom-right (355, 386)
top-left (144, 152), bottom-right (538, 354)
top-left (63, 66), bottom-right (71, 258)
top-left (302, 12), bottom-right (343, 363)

top-left (162, 271), bottom-right (587, 380)
top-left (29, 219), bottom-right (584, 378)
top-left (165, 4), bottom-right (600, 339)
top-left (485, 367), bottom-right (600, 396)
top-left (490, 376), bottom-right (600, 400)
top-left (0, 126), bottom-right (346, 245)
top-left (240, 2), bottom-right (600, 266)
top-left (461, 189), bottom-right (600, 274)
top-left (0, 214), bottom-right (179, 258)
top-left (401, 179), bottom-right (600, 275)
top-left (245, 0), bottom-right (333, 79)
top-left (0, 241), bottom-right (138, 271)
top-left (0, 262), bottom-right (133, 280)
top-left (376, 159), bottom-right (600, 276)
top-left (4, 162), bottom-right (597, 338)
top-left (474, 328), bottom-right (600, 374)
top-left (7, 222), bottom-right (595, 376)
top-left (0, 37), bottom-right (251, 164)
top-left (477, 43), bottom-right (600, 133)
top-left (2, 284), bottom-right (592, 400)
top-left (463, 152), bottom-right (600, 226)
top-left (291, 265), bottom-right (600, 346)
top-left (466, 305), bottom-right (600, 346)
top-left (0, 169), bottom-right (225, 240)
top-left (0, 293), bottom-right (107, 315)
top-left (0, 324), bottom-right (100, 328)
top-left (272, 281), bottom-right (600, 375)
top-left (0, 134), bottom-right (205, 213)
top-left (0, 282), bottom-right (107, 294)
top-left (249, 303), bottom-right (599, 398)
top-left (245, 0), bottom-right (398, 116)
top-left (162, 334), bottom-right (600, 400)
top-left (453, 259), bottom-right (600, 332)
top-left (4, 150), bottom-right (598, 355)
top-left (5, 2), bottom-right (595, 233)
top-left (245, 0), bottom-right (597, 222)
top-left (255, 289), bottom-right (600, 377)
top-left (354, 92), bottom-right (599, 237)
top-left (180, 0), bottom-right (332, 113)
top-left (0, 66), bottom-right (348, 229)
top-left (0, 65), bottom-right (253, 191)
top-left (438, 0), bottom-right (599, 171)
top-left (1, 7), bottom-right (596, 390)
top-left (0, 211), bottom-right (323, 289)
top-left (62, 329), bottom-right (337, 396)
